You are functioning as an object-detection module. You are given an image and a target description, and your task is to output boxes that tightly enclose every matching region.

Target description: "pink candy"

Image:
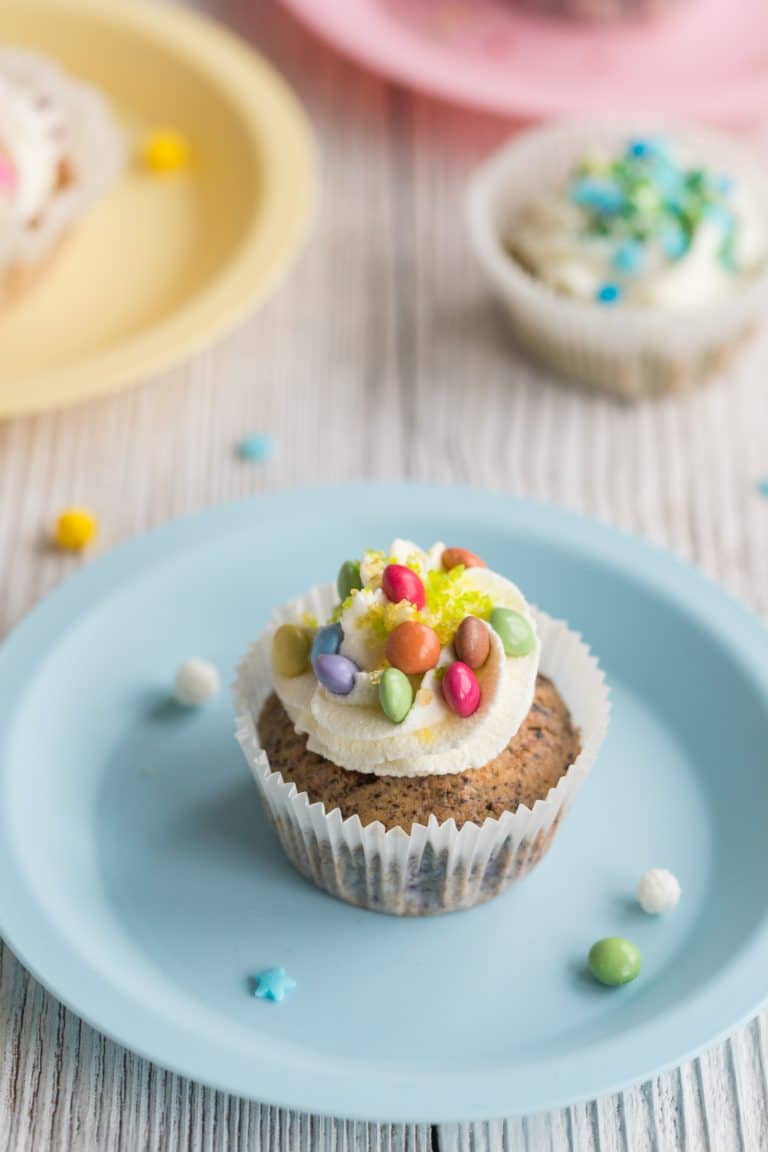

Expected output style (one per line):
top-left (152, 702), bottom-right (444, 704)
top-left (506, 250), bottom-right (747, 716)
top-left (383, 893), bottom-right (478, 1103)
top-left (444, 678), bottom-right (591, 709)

top-left (442, 661), bottom-right (481, 718)
top-left (0, 157), bottom-right (17, 194)
top-left (382, 563), bottom-right (426, 610)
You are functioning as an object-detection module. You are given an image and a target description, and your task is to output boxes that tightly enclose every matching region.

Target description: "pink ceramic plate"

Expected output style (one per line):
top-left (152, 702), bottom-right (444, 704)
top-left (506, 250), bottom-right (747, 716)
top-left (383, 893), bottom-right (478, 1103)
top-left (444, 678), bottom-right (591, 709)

top-left (280, 0), bottom-right (768, 121)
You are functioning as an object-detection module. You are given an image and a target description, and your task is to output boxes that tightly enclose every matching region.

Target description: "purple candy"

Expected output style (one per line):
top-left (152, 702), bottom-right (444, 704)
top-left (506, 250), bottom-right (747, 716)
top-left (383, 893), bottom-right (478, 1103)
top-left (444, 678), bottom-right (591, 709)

top-left (314, 653), bottom-right (357, 696)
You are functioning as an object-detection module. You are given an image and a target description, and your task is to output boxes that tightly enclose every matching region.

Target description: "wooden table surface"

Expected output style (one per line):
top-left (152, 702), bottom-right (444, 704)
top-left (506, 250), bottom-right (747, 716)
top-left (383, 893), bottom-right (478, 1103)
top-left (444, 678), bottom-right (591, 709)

top-left (2, 1), bottom-right (768, 1147)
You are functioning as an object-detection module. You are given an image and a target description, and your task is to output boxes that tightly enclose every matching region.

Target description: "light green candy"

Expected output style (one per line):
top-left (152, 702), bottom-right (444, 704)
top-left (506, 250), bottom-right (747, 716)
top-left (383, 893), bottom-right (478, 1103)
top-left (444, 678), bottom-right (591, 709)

top-left (588, 937), bottom-right (642, 987)
top-left (337, 559), bottom-right (362, 601)
top-left (272, 624), bottom-right (311, 678)
top-left (378, 667), bottom-right (413, 724)
top-left (489, 607), bottom-right (535, 658)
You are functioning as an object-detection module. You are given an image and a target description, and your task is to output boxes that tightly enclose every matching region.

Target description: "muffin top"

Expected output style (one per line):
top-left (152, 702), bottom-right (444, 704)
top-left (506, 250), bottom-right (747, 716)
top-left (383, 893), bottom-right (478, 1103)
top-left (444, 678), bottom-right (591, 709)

top-left (0, 58), bottom-right (69, 235)
top-left (509, 135), bottom-right (767, 310)
top-left (270, 540), bottom-right (541, 778)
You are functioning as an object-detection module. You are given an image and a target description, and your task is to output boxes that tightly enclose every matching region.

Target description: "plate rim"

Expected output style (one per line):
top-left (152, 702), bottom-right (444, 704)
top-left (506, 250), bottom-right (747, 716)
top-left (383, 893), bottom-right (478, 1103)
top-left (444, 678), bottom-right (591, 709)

top-left (279, 0), bottom-right (768, 123)
top-left (1, 482), bottom-right (768, 1123)
top-left (0, 0), bottom-right (318, 417)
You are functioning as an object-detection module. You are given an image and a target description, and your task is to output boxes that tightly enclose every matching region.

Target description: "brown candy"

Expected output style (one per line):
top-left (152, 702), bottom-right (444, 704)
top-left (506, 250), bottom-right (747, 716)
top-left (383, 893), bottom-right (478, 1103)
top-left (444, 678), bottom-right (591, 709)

top-left (385, 621), bottom-right (440, 675)
top-left (442, 547), bottom-right (487, 572)
top-left (454, 616), bottom-right (490, 669)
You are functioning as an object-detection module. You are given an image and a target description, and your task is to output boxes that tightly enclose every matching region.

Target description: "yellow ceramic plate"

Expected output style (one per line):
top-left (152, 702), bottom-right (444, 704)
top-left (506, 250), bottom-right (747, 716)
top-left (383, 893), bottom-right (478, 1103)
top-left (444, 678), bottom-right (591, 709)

top-left (0, 0), bottom-right (317, 416)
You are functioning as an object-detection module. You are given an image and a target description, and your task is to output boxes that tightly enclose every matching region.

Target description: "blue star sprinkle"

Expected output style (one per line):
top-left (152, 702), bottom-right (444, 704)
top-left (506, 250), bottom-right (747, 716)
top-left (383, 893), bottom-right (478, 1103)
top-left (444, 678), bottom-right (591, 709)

top-left (595, 281), bottom-right (622, 305)
top-left (236, 433), bottom-right (277, 464)
top-left (251, 967), bottom-right (296, 1003)
top-left (757, 477), bottom-right (768, 499)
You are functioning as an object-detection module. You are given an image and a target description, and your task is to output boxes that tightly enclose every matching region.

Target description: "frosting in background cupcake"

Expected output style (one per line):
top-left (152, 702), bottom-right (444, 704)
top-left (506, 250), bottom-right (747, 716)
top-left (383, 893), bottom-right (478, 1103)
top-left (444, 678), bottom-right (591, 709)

top-left (508, 137), bottom-right (767, 310)
top-left (271, 540), bottom-right (540, 778)
top-left (0, 67), bottom-right (68, 232)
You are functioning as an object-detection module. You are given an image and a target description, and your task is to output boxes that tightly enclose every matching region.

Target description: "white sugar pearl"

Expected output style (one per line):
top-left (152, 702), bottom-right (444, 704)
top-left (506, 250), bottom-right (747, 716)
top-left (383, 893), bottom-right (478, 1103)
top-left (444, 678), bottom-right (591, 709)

top-left (637, 868), bottom-right (681, 915)
top-left (173, 659), bottom-right (220, 706)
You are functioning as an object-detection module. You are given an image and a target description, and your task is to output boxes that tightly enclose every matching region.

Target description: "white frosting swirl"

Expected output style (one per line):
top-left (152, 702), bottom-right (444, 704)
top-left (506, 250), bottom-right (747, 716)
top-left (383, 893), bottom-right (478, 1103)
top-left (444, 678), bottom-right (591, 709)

top-left (271, 543), bottom-right (540, 778)
top-left (510, 146), bottom-right (767, 311)
top-left (0, 67), bottom-right (68, 233)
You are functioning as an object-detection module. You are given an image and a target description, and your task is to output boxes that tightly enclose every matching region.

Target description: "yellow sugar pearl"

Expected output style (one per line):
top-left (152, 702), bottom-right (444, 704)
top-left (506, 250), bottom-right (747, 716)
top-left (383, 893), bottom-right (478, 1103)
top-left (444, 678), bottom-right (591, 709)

top-left (143, 129), bottom-right (189, 174)
top-left (53, 507), bottom-right (98, 551)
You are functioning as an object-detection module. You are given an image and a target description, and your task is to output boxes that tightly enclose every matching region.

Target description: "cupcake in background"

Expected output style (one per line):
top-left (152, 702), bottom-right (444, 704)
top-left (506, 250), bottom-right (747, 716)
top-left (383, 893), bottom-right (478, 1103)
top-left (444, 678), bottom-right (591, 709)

top-left (235, 539), bottom-right (608, 916)
top-left (0, 51), bottom-right (123, 306)
top-left (468, 122), bottom-right (768, 398)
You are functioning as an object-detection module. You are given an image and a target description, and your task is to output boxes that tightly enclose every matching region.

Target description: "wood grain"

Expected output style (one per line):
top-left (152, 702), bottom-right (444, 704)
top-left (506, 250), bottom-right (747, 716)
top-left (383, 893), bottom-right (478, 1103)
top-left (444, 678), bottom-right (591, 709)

top-left (1, 0), bottom-right (768, 1147)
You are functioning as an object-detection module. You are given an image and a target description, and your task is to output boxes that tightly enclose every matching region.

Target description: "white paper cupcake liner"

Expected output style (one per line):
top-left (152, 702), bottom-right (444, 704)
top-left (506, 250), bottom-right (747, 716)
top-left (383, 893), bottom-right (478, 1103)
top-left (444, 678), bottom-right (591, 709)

top-left (234, 583), bottom-right (610, 917)
top-left (468, 120), bottom-right (768, 399)
top-left (0, 51), bottom-right (124, 287)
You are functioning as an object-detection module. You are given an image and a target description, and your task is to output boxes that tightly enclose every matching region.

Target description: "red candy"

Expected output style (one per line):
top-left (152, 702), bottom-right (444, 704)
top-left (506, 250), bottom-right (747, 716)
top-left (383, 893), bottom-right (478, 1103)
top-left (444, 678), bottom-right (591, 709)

top-left (382, 564), bottom-right (426, 609)
top-left (442, 661), bottom-right (481, 718)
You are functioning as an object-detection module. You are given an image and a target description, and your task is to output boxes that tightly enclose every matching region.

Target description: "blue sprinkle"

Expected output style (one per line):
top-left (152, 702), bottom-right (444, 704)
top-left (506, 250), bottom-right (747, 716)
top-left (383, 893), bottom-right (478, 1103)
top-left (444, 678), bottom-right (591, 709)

top-left (660, 225), bottom-right (689, 261)
top-left (626, 137), bottom-right (669, 163)
top-left (757, 477), bottom-right (768, 499)
top-left (612, 241), bottom-right (645, 275)
top-left (251, 967), bottom-right (296, 1003)
top-left (705, 203), bottom-right (735, 231)
top-left (571, 179), bottom-right (625, 214)
top-left (595, 282), bottom-right (622, 305)
top-left (237, 434), bottom-right (277, 463)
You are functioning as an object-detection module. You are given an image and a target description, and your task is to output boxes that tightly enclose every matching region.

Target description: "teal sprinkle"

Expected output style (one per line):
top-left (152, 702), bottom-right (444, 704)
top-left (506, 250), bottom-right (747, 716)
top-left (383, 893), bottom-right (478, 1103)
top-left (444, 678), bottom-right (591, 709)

top-left (758, 477), bottom-right (768, 499)
top-left (661, 224), bottom-right (689, 261)
top-left (236, 434), bottom-right (277, 463)
top-left (251, 968), bottom-right (296, 1003)
top-left (612, 241), bottom-right (644, 275)
top-left (596, 282), bottom-right (622, 305)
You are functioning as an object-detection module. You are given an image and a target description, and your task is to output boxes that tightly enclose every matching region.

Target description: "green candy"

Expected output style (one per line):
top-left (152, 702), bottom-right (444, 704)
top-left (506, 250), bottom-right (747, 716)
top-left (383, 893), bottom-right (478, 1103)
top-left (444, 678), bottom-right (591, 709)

top-left (489, 607), bottom-right (535, 658)
top-left (378, 667), bottom-right (413, 724)
top-left (272, 624), bottom-right (312, 678)
top-left (337, 559), bottom-right (362, 601)
top-left (588, 937), bottom-right (642, 987)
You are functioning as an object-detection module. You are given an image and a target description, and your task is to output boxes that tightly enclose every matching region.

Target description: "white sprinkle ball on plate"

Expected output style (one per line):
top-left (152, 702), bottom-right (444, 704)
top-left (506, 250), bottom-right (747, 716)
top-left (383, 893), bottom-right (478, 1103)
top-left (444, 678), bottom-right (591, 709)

top-left (173, 659), bottom-right (220, 706)
top-left (636, 868), bottom-right (681, 915)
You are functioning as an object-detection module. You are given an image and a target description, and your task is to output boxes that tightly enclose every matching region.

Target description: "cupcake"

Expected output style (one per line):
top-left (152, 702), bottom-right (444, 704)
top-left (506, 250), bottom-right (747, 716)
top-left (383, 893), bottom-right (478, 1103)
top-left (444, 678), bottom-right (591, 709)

top-left (0, 51), bottom-right (123, 305)
top-left (234, 540), bottom-right (608, 916)
top-left (468, 122), bottom-right (768, 398)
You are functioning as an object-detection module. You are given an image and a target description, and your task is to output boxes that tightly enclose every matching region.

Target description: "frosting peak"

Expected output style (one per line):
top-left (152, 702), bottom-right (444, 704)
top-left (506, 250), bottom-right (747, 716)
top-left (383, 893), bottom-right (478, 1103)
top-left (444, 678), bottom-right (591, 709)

top-left (270, 541), bottom-right (540, 778)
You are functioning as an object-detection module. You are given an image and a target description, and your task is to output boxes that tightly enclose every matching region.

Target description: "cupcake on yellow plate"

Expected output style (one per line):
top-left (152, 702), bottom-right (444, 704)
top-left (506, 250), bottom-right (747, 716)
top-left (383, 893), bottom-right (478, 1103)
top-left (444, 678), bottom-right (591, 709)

top-left (0, 51), bottom-right (123, 305)
top-left (235, 539), bottom-right (609, 916)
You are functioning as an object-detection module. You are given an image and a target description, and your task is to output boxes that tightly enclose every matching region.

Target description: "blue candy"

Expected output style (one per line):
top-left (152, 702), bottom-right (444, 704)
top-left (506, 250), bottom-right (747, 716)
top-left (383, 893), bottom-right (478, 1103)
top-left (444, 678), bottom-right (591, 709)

top-left (571, 179), bottom-right (625, 214)
top-left (314, 653), bottom-right (357, 695)
top-left (311, 622), bottom-right (342, 667)
top-left (612, 241), bottom-right (645, 275)
top-left (595, 281), bottom-right (622, 305)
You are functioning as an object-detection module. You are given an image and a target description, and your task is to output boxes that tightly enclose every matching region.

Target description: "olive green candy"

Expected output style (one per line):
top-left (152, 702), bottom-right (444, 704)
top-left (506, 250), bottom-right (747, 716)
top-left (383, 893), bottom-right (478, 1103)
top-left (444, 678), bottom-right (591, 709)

top-left (337, 559), bottom-right (362, 601)
top-left (588, 937), bottom-right (642, 987)
top-left (378, 666), bottom-right (413, 724)
top-left (489, 607), bottom-right (535, 658)
top-left (272, 624), bottom-right (312, 678)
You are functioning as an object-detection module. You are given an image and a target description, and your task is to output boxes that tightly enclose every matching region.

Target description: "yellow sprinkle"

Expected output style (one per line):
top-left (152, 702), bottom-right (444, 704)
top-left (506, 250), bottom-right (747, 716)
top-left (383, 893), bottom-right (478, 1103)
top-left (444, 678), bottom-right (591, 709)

top-left (417, 727), bottom-right (435, 744)
top-left (53, 507), bottom-right (98, 551)
top-left (143, 129), bottom-right (190, 174)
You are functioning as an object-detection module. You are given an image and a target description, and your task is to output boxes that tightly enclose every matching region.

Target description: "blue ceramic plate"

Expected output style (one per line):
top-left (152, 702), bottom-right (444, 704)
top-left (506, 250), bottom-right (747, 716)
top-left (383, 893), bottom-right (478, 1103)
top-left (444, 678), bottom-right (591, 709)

top-left (1, 485), bottom-right (767, 1123)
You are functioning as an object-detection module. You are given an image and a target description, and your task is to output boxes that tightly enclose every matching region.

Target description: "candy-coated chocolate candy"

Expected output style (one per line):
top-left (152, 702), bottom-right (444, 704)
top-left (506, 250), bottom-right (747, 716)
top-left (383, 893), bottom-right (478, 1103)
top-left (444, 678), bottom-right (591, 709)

top-left (314, 653), bottom-right (357, 696)
top-left (588, 938), bottom-right (642, 987)
top-left (454, 616), bottom-right (490, 669)
top-left (311, 622), bottom-right (342, 667)
top-left (382, 564), bottom-right (425, 609)
top-left (378, 667), bottom-right (414, 724)
top-left (272, 625), bottom-right (311, 678)
top-left (385, 621), bottom-right (440, 675)
top-left (337, 559), bottom-right (362, 601)
top-left (489, 607), bottom-right (535, 658)
top-left (442, 661), bottom-right (481, 718)
top-left (441, 547), bottom-right (487, 572)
